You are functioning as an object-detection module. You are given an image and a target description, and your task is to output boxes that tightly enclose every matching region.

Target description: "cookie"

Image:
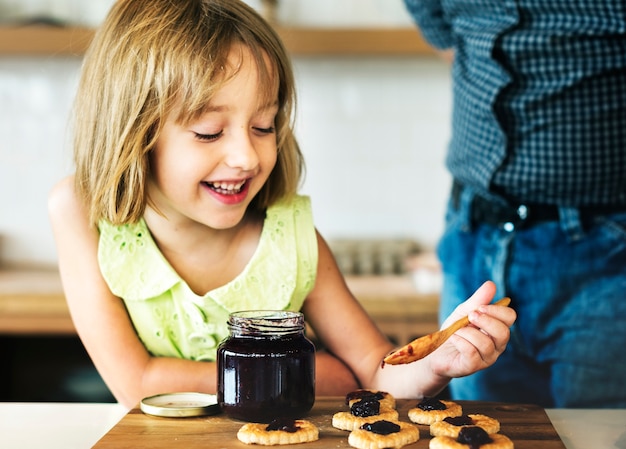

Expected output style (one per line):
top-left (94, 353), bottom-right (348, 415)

top-left (408, 398), bottom-right (462, 425)
top-left (348, 420), bottom-right (420, 449)
top-left (333, 399), bottom-right (399, 431)
top-left (345, 389), bottom-right (396, 410)
top-left (429, 426), bottom-right (514, 449)
top-left (237, 418), bottom-right (319, 445)
top-left (430, 414), bottom-right (500, 437)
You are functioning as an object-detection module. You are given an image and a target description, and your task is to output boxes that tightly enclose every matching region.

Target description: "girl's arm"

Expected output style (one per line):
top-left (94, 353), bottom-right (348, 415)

top-left (304, 231), bottom-right (516, 399)
top-left (49, 177), bottom-right (217, 408)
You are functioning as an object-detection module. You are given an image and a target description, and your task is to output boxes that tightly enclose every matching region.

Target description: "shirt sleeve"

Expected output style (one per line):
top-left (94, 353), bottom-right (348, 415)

top-left (403, 0), bottom-right (454, 50)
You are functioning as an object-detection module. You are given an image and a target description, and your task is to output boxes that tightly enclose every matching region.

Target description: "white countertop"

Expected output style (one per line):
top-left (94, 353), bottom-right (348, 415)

top-left (0, 403), bottom-right (127, 449)
top-left (545, 408), bottom-right (626, 449)
top-left (0, 402), bottom-right (624, 449)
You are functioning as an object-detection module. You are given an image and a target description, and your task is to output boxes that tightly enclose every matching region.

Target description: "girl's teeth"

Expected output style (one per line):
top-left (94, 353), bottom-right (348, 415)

top-left (208, 181), bottom-right (245, 194)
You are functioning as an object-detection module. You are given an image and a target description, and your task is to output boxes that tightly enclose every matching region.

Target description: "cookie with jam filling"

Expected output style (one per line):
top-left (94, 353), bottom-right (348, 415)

top-left (237, 418), bottom-right (319, 445)
top-left (348, 420), bottom-right (420, 449)
top-left (345, 389), bottom-right (396, 410)
top-left (332, 398), bottom-right (399, 431)
top-left (430, 414), bottom-right (500, 437)
top-left (429, 426), bottom-right (513, 449)
top-left (408, 397), bottom-right (463, 425)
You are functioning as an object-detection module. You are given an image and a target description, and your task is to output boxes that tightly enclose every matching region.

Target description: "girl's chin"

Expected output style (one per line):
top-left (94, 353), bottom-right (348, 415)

top-left (202, 206), bottom-right (250, 230)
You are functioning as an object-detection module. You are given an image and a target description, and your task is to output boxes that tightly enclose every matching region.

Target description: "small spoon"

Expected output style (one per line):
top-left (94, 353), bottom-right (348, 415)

top-left (383, 297), bottom-right (511, 365)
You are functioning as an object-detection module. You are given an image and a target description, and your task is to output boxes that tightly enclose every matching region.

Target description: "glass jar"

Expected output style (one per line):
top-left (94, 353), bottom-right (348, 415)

top-left (217, 310), bottom-right (315, 422)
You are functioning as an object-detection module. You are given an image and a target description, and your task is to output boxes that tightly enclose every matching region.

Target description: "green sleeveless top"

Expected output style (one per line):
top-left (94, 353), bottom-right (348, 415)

top-left (97, 195), bottom-right (318, 361)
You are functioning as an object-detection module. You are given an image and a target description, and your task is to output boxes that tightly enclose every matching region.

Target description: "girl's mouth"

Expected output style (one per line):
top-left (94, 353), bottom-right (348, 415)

top-left (203, 180), bottom-right (247, 195)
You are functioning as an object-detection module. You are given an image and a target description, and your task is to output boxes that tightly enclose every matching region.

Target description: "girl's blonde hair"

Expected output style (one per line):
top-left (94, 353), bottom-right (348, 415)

top-left (73, 0), bottom-right (303, 225)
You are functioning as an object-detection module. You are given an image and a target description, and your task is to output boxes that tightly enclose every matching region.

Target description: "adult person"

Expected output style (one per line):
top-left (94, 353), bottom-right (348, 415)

top-left (404, 0), bottom-right (626, 407)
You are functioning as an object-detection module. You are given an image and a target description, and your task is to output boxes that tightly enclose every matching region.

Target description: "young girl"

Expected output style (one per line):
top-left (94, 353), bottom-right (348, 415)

top-left (49, 0), bottom-right (516, 409)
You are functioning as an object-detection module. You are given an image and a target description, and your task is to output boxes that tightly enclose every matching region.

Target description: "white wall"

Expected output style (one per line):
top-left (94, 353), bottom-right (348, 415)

top-left (295, 57), bottom-right (451, 242)
top-left (0, 57), bottom-right (79, 265)
top-left (0, 0), bottom-right (452, 266)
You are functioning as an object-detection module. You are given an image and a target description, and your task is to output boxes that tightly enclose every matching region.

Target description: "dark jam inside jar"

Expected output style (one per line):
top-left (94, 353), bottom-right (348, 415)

top-left (217, 311), bottom-right (315, 423)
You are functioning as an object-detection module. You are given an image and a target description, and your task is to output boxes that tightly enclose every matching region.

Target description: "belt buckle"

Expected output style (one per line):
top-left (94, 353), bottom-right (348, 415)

top-left (501, 204), bottom-right (529, 231)
top-left (471, 194), bottom-right (530, 230)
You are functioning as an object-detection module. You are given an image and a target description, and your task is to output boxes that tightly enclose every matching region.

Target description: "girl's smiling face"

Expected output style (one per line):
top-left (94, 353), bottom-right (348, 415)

top-left (147, 43), bottom-right (279, 230)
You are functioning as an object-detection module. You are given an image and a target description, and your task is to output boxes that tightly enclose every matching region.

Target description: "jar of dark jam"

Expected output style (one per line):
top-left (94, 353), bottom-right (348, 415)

top-left (217, 310), bottom-right (315, 422)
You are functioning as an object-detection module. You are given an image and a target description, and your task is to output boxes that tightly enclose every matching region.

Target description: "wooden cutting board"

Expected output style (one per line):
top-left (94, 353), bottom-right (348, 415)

top-left (93, 397), bottom-right (566, 448)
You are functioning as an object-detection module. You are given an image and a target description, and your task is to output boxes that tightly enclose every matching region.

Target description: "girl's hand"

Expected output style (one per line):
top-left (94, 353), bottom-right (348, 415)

top-left (427, 281), bottom-right (517, 379)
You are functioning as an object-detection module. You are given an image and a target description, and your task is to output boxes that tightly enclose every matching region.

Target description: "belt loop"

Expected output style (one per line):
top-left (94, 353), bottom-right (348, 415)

top-left (451, 181), bottom-right (474, 232)
top-left (558, 207), bottom-right (585, 241)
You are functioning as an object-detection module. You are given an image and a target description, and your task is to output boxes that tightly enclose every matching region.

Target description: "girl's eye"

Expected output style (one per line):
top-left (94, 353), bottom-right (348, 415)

top-left (194, 131), bottom-right (223, 141)
top-left (254, 126), bottom-right (276, 135)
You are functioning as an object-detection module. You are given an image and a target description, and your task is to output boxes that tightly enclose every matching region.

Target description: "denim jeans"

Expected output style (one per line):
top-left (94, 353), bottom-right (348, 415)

top-left (437, 185), bottom-right (626, 408)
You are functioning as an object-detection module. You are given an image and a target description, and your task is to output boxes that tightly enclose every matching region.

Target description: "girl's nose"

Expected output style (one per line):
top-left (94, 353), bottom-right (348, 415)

top-left (225, 131), bottom-right (259, 171)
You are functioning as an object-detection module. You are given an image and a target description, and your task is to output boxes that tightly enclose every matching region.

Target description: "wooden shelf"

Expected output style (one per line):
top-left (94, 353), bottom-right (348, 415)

top-left (0, 25), bottom-right (435, 56)
top-left (345, 275), bottom-right (439, 343)
top-left (0, 268), bottom-right (438, 341)
top-left (276, 26), bottom-right (435, 56)
top-left (0, 26), bottom-right (93, 56)
top-left (0, 266), bottom-right (74, 335)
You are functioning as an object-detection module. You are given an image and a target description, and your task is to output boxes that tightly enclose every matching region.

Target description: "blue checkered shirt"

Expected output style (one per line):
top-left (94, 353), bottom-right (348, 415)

top-left (404, 0), bottom-right (626, 206)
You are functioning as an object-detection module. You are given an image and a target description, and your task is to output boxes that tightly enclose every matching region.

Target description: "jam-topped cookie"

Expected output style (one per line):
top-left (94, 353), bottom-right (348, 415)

top-left (332, 398), bottom-right (399, 431)
top-left (237, 418), bottom-right (319, 445)
top-left (348, 420), bottom-right (420, 449)
top-left (407, 397), bottom-right (462, 425)
top-left (429, 426), bottom-right (514, 449)
top-left (345, 389), bottom-right (396, 410)
top-left (430, 414), bottom-right (500, 437)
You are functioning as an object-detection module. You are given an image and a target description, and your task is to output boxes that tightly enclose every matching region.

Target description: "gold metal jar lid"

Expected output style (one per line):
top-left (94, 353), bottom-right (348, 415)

top-left (140, 392), bottom-right (220, 417)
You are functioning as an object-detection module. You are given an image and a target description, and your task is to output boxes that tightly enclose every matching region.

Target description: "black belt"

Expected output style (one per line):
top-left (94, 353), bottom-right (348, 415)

top-left (452, 181), bottom-right (626, 229)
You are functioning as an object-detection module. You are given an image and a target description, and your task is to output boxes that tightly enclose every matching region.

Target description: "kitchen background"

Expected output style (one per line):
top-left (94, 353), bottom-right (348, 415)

top-left (0, 0), bottom-right (452, 268)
